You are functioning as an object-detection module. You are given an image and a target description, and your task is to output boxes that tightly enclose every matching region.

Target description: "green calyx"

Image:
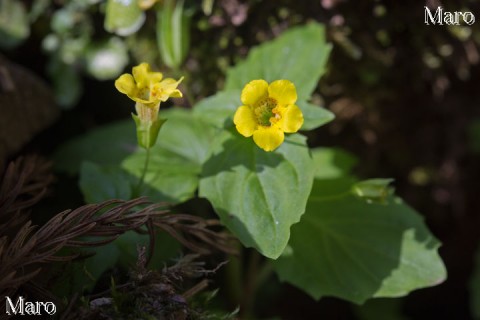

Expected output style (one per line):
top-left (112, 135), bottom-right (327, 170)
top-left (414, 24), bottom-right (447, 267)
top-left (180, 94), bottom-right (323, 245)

top-left (132, 113), bottom-right (167, 149)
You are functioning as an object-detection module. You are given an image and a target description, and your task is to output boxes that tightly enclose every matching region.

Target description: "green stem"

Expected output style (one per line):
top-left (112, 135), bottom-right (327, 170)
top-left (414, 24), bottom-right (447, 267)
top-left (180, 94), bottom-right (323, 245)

top-left (134, 147), bottom-right (151, 197)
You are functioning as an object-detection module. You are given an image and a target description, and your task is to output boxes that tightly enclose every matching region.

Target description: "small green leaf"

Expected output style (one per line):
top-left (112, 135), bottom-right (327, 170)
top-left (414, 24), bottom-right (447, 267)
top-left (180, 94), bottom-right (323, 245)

top-left (104, 0), bottom-right (145, 36)
top-left (273, 180), bottom-right (447, 304)
top-left (225, 23), bottom-right (331, 100)
top-left (199, 130), bottom-right (315, 259)
top-left (192, 90), bottom-right (241, 128)
top-left (352, 178), bottom-right (394, 204)
top-left (297, 101), bottom-right (334, 131)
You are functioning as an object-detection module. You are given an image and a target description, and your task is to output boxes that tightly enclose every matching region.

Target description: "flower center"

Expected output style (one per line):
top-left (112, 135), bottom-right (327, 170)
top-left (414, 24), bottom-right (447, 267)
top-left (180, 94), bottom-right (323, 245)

top-left (254, 98), bottom-right (279, 126)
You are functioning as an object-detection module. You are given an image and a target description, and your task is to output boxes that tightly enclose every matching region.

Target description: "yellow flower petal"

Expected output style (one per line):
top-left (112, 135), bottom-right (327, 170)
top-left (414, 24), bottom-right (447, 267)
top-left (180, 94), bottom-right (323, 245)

top-left (241, 80), bottom-right (269, 106)
top-left (234, 106), bottom-right (257, 137)
top-left (115, 74), bottom-right (137, 96)
top-left (151, 77), bottom-right (183, 102)
top-left (132, 62), bottom-right (151, 88)
top-left (253, 126), bottom-right (284, 152)
top-left (169, 89), bottom-right (183, 98)
top-left (148, 71), bottom-right (163, 83)
top-left (268, 80), bottom-right (297, 106)
top-left (281, 104), bottom-right (304, 133)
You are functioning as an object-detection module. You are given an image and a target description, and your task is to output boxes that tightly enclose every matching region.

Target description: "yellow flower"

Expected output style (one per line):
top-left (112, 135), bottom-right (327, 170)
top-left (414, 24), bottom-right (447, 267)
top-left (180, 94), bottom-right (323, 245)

top-left (115, 62), bottom-right (183, 108)
top-left (114, 62), bottom-right (183, 149)
top-left (233, 79), bottom-right (304, 152)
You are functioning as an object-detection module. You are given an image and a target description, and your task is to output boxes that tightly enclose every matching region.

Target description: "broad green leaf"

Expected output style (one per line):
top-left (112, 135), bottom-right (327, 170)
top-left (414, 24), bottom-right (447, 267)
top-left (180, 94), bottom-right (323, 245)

top-left (297, 101), bottom-right (335, 131)
top-left (225, 23), bottom-right (332, 100)
top-left (104, 0), bottom-right (145, 36)
top-left (199, 130), bottom-right (314, 259)
top-left (79, 162), bottom-right (135, 203)
top-left (57, 109), bottom-right (213, 203)
top-left (311, 147), bottom-right (358, 179)
top-left (274, 180), bottom-right (447, 304)
top-left (121, 109), bottom-right (215, 203)
top-left (54, 120), bottom-right (136, 174)
top-left (192, 90), bottom-right (241, 128)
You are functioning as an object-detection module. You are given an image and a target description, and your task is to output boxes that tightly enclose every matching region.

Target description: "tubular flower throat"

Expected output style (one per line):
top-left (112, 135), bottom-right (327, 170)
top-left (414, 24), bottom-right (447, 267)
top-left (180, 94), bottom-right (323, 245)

top-left (114, 62), bottom-right (183, 149)
top-left (233, 79), bottom-right (304, 152)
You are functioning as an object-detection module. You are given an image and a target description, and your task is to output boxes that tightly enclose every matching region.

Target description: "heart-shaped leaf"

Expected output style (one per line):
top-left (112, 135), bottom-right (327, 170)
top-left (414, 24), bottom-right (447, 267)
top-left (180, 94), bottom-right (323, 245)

top-left (199, 130), bottom-right (314, 258)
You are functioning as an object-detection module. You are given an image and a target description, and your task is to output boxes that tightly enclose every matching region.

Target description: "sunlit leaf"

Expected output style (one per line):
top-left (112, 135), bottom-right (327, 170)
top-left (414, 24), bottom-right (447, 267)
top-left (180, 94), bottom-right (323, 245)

top-left (311, 147), bottom-right (358, 179)
top-left (199, 130), bottom-right (314, 258)
top-left (297, 101), bottom-right (335, 131)
top-left (192, 90), bottom-right (241, 128)
top-left (225, 23), bottom-right (332, 101)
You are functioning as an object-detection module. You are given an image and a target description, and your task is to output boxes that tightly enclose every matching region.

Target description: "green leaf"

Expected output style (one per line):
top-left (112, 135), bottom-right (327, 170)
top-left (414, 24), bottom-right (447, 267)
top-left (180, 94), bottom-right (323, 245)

top-left (352, 178), bottom-right (394, 204)
top-left (199, 130), bottom-right (315, 259)
top-left (104, 0), bottom-right (145, 36)
top-left (121, 109), bottom-right (215, 203)
top-left (156, 0), bottom-right (191, 69)
top-left (56, 109), bottom-right (213, 203)
top-left (54, 120), bottom-right (136, 175)
top-left (297, 101), bottom-right (335, 131)
top-left (311, 147), bottom-right (358, 179)
top-left (273, 180), bottom-right (447, 304)
top-left (225, 23), bottom-right (332, 100)
top-left (79, 162), bottom-right (135, 203)
top-left (192, 90), bottom-right (241, 128)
